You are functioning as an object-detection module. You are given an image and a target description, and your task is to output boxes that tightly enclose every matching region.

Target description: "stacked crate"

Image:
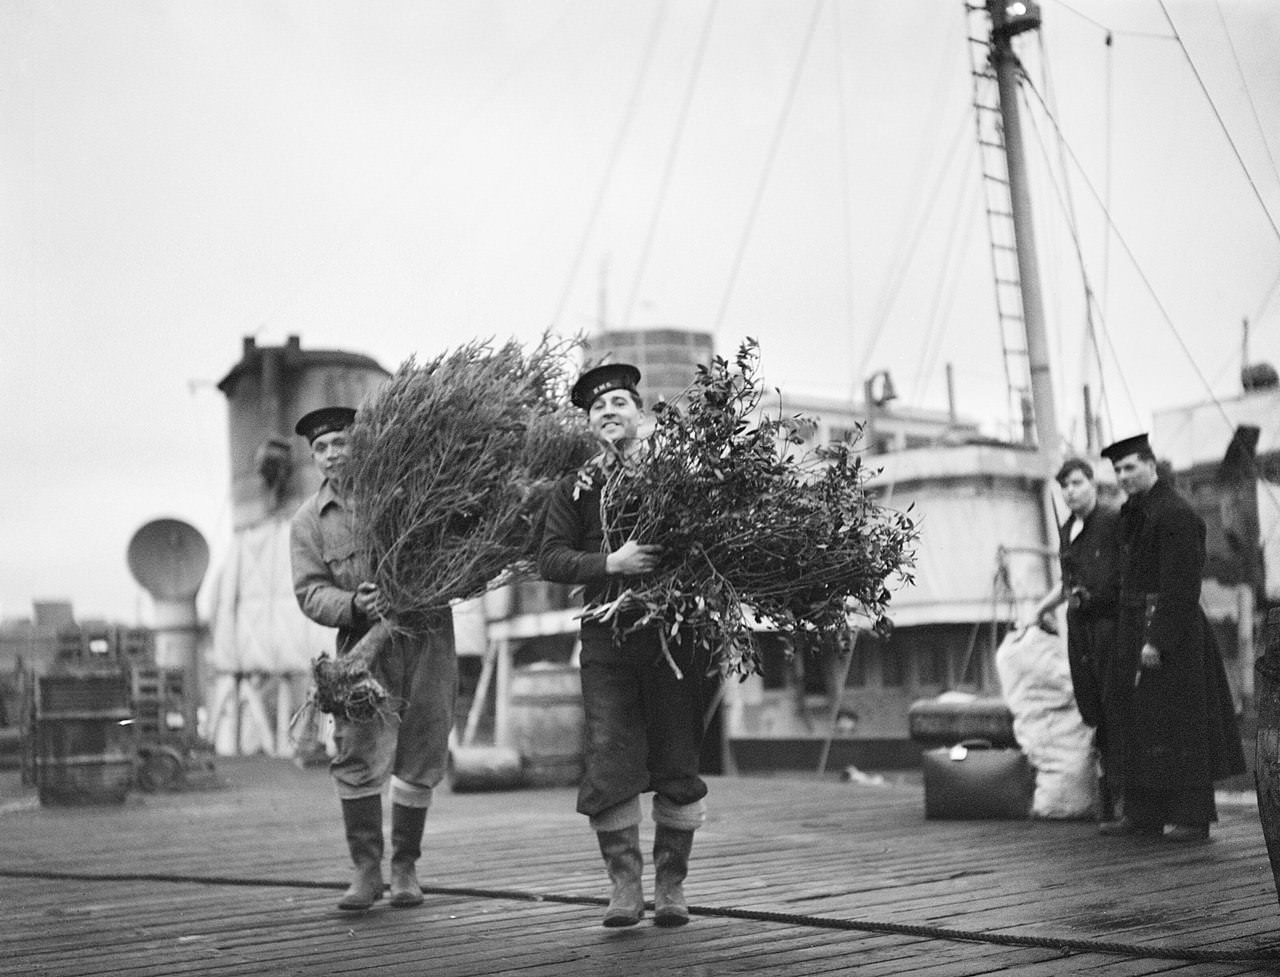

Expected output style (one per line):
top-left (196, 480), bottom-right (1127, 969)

top-left (130, 667), bottom-right (186, 741)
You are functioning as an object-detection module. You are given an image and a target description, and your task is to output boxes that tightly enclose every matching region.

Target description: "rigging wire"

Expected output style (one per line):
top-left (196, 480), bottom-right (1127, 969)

top-left (918, 189), bottom-right (984, 416)
top-left (1055, 6), bottom-right (1280, 540)
top-left (1021, 68), bottom-right (1280, 535)
top-left (1032, 29), bottom-right (1111, 444)
top-left (831, 2), bottom-right (858, 405)
top-left (1098, 30), bottom-right (1114, 444)
top-left (862, 13), bottom-right (976, 386)
top-left (1254, 268), bottom-right (1280, 328)
top-left (711, 0), bottom-right (825, 335)
top-left (550, 1), bottom-right (669, 329)
top-left (856, 107), bottom-right (974, 383)
top-left (1158, 0), bottom-right (1280, 245)
top-left (1213, 0), bottom-right (1280, 195)
top-left (1051, 1), bottom-right (1280, 430)
top-left (910, 147), bottom-right (982, 406)
top-left (622, 0), bottom-right (719, 329)
top-left (1016, 74), bottom-right (1141, 428)
top-left (1050, 1), bottom-right (1173, 42)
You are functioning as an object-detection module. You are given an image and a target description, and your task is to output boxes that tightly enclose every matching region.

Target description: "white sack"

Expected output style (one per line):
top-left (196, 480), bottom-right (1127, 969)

top-left (995, 626), bottom-right (1097, 819)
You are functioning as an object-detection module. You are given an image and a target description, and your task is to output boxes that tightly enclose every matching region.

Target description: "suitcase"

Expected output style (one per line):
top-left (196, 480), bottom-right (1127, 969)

top-left (922, 738), bottom-right (1034, 820)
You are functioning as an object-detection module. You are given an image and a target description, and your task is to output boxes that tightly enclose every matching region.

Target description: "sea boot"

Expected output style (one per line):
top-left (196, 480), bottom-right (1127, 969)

top-left (596, 826), bottom-right (644, 927)
top-left (338, 795), bottom-right (384, 911)
top-left (389, 804), bottom-right (428, 907)
top-left (653, 825), bottom-right (694, 927)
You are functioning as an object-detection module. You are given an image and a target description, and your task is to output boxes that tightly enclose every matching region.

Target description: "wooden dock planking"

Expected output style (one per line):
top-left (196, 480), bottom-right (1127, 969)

top-left (2, 757), bottom-right (1278, 976)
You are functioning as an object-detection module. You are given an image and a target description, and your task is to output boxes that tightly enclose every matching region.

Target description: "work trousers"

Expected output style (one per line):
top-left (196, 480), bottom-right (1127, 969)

top-left (576, 623), bottom-right (715, 819)
top-left (1067, 611), bottom-right (1124, 808)
top-left (331, 614), bottom-right (458, 808)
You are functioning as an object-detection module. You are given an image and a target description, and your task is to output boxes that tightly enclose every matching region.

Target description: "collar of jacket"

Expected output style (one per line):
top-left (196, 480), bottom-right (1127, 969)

top-left (317, 478), bottom-right (350, 513)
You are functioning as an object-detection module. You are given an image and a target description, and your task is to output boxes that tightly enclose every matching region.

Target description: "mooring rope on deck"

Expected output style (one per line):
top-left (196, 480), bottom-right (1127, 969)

top-left (3, 868), bottom-right (1278, 966)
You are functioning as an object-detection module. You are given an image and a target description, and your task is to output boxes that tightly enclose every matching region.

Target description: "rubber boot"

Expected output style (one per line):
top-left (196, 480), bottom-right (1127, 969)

top-left (596, 826), bottom-right (644, 927)
top-left (389, 804), bottom-right (427, 907)
top-left (338, 795), bottom-right (384, 911)
top-left (653, 825), bottom-right (694, 927)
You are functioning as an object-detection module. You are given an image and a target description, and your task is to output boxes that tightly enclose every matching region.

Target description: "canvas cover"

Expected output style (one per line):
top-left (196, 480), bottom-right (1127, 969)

top-left (995, 626), bottom-right (1097, 819)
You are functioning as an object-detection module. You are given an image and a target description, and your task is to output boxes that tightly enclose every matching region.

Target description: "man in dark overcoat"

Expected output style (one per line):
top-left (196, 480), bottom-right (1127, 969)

top-left (1100, 433), bottom-right (1245, 842)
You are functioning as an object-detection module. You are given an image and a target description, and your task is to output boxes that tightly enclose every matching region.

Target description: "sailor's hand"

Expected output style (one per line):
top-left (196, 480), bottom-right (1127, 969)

top-left (606, 540), bottom-right (663, 576)
top-left (354, 582), bottom-right (387, 618)
top-left (1140, 643), bottom-right (1162, 669)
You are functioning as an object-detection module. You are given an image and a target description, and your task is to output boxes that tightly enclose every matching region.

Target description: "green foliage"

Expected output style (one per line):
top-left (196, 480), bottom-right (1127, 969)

top-left (585, 339), bottom-right (917, 676)
top-left (348, 334), bottom-right (595, 633)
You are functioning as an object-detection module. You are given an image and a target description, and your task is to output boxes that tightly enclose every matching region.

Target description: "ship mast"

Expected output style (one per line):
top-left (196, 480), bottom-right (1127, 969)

top-left (986, 0), bottom-right (1060, 467)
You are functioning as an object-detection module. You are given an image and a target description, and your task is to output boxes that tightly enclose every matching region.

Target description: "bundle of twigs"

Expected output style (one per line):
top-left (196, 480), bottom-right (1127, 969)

top-left (305, 334), bottom-right (594, 720)
top-left (582, 339), bottom-right (917, 677)
top-left (309, 651), bottom-right (392, 723)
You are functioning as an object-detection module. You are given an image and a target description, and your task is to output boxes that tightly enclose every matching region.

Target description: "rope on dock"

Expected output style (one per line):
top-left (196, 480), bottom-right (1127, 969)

top-left (3, 868), bottom-right (1277, 965)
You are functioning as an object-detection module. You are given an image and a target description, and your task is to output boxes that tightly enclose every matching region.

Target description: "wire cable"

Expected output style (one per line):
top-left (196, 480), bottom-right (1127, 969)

top-left (1213, 0), bottom-right (1280, 196)
top-left (1158, 0), bottom-right (1280, 244)
top-left (712, 0), bottom-right (825, 334)
top-left (857, 108), bottom-right (974, 384)
top-left (1097, 30), bottom-right (1115, 443)
top-left (1033, 30), bottom-right (1109, 445)
top-left (550, 1), bottom-right (669, 328)
top-left (831, 2), bottom-right (858, 405)
top-left (910, 150), bottom-right (982, 405)
top-left (1021, 69), bottom-right (1280, 529)
top-left (1015, 63), bottom-right (1140, 435)
top-left (1018, 71), bottom-right (1233, 425)
top-left (1254, 267), bottom-right (1280, 328)
top-left (622, 0), bottom-right (719, 328)
top-left (1049, 1), bottom-right (1173, 42)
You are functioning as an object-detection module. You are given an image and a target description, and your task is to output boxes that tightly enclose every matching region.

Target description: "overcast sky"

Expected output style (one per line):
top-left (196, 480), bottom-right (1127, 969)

top-left (3, 0), bottom-right (1278, 623)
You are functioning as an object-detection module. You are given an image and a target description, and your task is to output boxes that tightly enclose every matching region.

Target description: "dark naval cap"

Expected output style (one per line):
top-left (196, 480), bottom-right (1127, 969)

top-left (294, 406), bottom-right (356, 444)
top-left (570, 363), bottom-right (641, 410)
top-left (1100, 432), bottom-right (1153, 464)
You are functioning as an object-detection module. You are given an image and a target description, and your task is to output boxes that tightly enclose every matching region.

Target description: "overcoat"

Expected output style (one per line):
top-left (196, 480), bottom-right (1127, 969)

top-left (1110, 477), bottom-right (1245, 790)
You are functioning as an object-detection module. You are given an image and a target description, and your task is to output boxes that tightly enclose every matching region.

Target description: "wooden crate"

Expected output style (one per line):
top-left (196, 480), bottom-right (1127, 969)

top-left (34, 671), bottom-right (135, 805)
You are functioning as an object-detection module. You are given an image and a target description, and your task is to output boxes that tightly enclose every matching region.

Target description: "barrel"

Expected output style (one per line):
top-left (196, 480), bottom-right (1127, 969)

top-left (35, 671), bottom-right (135, 806)
top-left (509, 663), bottom-right (585, 787)
top-left (448, 745), bottom-right (523, 793)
